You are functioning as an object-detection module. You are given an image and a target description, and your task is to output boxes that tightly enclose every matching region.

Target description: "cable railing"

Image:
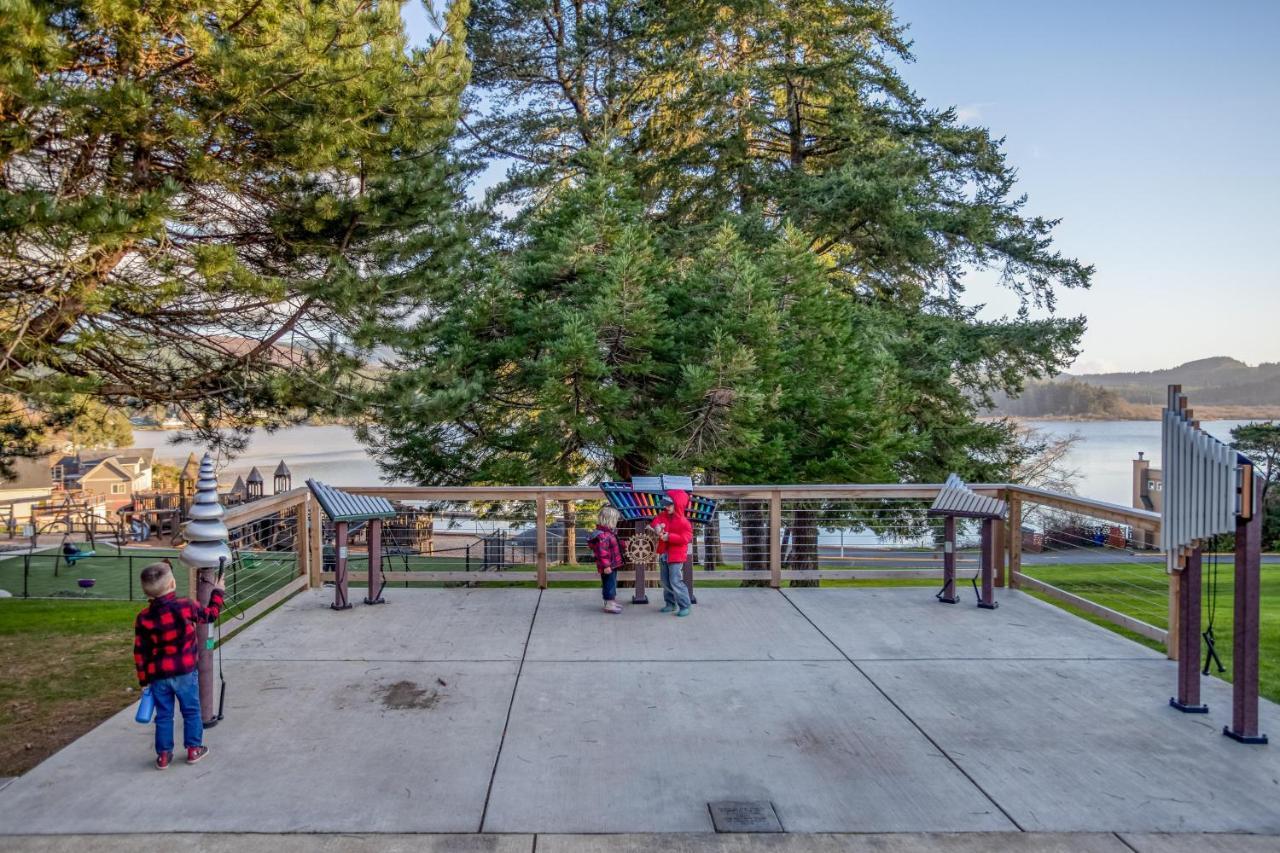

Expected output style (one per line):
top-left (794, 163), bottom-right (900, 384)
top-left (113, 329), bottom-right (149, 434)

top-left (1005, 486), bottom-right (1166, 643)
top-left (0, 481), bottom-right (1172, 655)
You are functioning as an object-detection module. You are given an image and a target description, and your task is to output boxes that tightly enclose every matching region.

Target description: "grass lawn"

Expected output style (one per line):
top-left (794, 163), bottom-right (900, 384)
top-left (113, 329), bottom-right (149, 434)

top-left (1021, 560), bottom-right (1280, 705)
top-left (0, 546), bottom-right (301, 612)
top-left (0, 599), bottom-right (141, 776)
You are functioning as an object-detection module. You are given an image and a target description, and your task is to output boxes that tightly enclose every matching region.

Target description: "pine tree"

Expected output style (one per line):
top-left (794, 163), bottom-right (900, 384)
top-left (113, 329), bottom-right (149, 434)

top-left (0, 0), bottom-right (471, 462)
top-left (366, 153), bottom-right (684, 485)
top-left (462, 0), bottom-right (1090, 480)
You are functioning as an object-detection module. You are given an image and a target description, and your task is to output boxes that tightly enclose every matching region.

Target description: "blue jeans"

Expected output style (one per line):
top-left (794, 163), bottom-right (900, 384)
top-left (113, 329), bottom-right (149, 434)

top-left (600, 569), bottom-right (618, 601)
top-left (151, 671), bottom-right (202, 754)
top-left (660, 557), bottom-right (690, 609)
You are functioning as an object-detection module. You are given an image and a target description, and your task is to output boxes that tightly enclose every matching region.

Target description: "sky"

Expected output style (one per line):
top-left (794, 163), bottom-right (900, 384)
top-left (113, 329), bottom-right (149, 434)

top-left (405, 1), bottom-right (1280, 374)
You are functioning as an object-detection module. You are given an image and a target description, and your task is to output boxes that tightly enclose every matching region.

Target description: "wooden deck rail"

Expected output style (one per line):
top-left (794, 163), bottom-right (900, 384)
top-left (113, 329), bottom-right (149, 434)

top-left (207, 487), bottom-right (314, 642)
top-left (207, 482), bottom-right (1173, 658)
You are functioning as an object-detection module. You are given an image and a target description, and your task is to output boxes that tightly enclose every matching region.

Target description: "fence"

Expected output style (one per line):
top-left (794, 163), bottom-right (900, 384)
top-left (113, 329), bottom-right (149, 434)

top-left (1005, 486), bottom-right (1167, 644)
top-left (1, 481), bottom-right (1170, 653)
top-left (202, 487), bottom-right (313, 641)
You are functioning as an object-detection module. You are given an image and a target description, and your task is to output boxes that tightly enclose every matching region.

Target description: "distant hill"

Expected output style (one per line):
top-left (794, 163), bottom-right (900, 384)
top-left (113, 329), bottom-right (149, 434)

top-left (986, 357), bottom-right (1280, 419)
top-left (1073, 357), bottom-right (1280, 406)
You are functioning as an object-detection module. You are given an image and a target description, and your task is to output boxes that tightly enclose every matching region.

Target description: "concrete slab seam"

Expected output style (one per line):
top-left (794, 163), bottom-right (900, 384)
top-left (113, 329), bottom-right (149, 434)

top-left (1112, 832), bottom-right (1141, 853)
top-left (480, 588), bottom-right (543, 833)
top-left (775, 588), bottom-right (1026, 832)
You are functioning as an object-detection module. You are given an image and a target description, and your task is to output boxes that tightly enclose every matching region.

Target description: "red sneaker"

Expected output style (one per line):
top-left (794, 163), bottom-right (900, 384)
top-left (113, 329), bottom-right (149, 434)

top-left (155, 752), bottom-right (172, 770)
top-left (186, 746), bottom-right (209, 764)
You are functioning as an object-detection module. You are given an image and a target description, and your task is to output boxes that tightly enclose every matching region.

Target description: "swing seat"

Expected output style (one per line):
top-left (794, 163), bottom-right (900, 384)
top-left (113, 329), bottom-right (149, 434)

top-left (64, 549), bottom-right (96, 565)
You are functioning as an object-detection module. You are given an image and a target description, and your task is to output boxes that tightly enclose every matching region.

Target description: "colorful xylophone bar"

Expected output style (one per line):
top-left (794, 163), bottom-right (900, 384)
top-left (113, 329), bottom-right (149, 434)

top-left (599, 482), bottom-right (718, 526)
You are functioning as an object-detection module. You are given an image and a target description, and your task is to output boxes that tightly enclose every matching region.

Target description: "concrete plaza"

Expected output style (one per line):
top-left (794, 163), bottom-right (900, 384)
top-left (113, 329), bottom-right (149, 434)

top-left (1, 586), bottom-right (1277, 848)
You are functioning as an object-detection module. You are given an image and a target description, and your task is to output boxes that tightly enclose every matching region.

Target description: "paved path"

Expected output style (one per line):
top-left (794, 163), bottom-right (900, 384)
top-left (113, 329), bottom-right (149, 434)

top-left (2, 832), bottom-right (1279, 852)
top-left (1, 587), bottom-right (1276, 843)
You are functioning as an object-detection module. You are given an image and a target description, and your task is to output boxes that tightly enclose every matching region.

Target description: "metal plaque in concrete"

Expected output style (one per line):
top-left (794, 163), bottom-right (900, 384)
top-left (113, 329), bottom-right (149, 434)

top-left (708, 801), bottom-right (783, 833)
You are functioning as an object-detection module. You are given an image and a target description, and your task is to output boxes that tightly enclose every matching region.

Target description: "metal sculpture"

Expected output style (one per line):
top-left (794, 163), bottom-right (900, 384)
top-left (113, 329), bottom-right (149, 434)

top-left (178, 454), bottom-right (230, 726)
top-left (928, 474), bottom-right (1007, 608)
top-left (306, 480), bottom-right (396, 610)
top-left (1163, 385), bottom-right (1267, 744)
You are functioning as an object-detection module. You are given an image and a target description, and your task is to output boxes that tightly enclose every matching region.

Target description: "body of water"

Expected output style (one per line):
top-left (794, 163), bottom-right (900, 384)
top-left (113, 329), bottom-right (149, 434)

top-left (133, 418), bottom-right (1261, 508)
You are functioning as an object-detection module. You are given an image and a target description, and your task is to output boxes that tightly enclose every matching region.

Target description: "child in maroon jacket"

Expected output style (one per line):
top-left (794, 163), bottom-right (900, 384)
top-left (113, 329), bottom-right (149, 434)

top-left (134, 560), bottom-right (225, 770)
top-left (588, 507), bottom-right (624, 613)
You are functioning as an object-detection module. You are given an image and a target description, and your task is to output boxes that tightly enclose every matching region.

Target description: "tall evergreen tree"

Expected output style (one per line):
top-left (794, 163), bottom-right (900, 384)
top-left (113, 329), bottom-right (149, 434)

top-left (461, 0), bottom-right (1090, 482)
top-left (0, 0), bottom-right (471, 461)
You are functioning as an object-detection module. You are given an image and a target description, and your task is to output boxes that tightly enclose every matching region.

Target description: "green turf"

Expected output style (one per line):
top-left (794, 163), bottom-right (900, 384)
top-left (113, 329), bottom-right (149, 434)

top-left (0, 546), bottom-right (301, 612)
top-left (0, 599), bottom-right (140, 775)
top-left (1021, 560), bottom-right (1279, 704)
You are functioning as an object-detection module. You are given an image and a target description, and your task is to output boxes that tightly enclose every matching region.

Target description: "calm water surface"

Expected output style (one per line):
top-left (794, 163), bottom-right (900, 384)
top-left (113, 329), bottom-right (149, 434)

top-left (134, 419), bottom-right (1259, 507)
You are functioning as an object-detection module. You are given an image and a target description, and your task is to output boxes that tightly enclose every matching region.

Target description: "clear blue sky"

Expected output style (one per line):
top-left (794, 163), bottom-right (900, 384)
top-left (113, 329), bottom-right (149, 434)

top-left (406, 1), bottom-right (1280, 373)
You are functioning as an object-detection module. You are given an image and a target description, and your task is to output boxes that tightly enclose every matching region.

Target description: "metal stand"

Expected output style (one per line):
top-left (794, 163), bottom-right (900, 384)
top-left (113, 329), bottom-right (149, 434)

top-left (331, 520), bottom-right (352, 610)
top-left (683, 561), bottom-right (697, 605)
top-left (196, 566), bottom-right (219, 724)
top-left (1224, 483), bottom-right (1268, 743)
top-left (364, 518), bottom-right (385, 605)
top-left (1170, 548), bottom-right (1208, 713)
top-left (977, 518), bottom-right (998, 609)
top-left (937, 516), bottom-right (959, 604)
top-left (632, 559), bottom-right (650, 604)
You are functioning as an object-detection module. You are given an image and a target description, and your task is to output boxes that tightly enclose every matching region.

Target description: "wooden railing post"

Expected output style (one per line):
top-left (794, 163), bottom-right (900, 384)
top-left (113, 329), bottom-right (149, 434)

top-left (1007, 493), bottom-right (1021, 589)
top-left (769, 490), bottom-right (782, 588)
top-left (994, 508), bottom-right (1007, 588)
top-left (295, 497), bottom-right (310, 582)
top-left (561, 500), bottom-right (577, 565)
top-left (536, 494), bottom-right (548, 589)
top-left (309, 500), bottom-right (324, 589)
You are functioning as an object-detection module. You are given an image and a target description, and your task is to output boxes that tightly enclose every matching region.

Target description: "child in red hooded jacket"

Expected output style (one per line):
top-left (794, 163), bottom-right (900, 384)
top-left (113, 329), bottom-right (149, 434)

top-left (650, 489), bottom-right (692, 616)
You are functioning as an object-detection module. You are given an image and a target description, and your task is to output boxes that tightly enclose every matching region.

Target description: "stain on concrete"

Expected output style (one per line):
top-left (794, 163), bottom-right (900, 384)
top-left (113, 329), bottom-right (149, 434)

top-left (376, 680), bottom-right (440, 711)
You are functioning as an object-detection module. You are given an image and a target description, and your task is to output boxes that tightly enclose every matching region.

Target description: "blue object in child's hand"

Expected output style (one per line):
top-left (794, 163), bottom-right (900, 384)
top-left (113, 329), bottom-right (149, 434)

top-left (135, 686), bottom-right (155, 724)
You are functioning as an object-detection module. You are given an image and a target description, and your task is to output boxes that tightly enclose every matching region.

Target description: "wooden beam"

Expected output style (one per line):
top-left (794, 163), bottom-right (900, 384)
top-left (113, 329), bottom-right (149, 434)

top-left (1008, 495), bottom-right (1022, 589)
top-left (320, 569), bottom-right (947, 583)
top-left (535, 494), bottom-right (547, 589)
top-left (769, 490), bottom-right (782, 588)
top-left (308, 499), bottom-right (323, 589)
top-left (1013, 572), bottom-right (1168, 643)
top-left (346, 483), bottom-right (1011, 503)
top-left (223, 487), bottom-right (309, 527)
top-left (1005, 485), bottom-right (1161, 531)
top-left (294, 497), bottom-right (310, 582)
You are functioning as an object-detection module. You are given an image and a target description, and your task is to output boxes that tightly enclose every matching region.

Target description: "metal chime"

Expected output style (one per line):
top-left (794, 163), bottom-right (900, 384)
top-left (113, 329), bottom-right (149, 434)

top-left (1162, 385), bottom-right (1266, 744)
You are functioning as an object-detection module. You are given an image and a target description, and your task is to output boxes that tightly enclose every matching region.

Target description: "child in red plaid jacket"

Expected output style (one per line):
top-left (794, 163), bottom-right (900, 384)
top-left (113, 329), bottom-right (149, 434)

top-left (588, 507), bottom-right (624, 614)
top-left (134, 560), bottom-right (224, 770)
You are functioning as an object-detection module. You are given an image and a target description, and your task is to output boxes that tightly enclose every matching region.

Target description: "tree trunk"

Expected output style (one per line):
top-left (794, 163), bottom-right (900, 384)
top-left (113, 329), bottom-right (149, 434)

top-left (562, 500), bottom-right (577, 564)
top-left (788, 504), bottom-right (819, 588)
top-left (740, 499), bottom-right (770, 586)
top-left (703, 510), bottom-right (721, 570)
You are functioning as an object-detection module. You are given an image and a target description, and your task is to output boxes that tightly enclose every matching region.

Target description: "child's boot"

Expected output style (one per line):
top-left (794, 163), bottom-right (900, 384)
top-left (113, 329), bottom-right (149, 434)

top-left (155, 751), bottom-right (172, 770)
top-left (187, 746), bottom-right (209, 764)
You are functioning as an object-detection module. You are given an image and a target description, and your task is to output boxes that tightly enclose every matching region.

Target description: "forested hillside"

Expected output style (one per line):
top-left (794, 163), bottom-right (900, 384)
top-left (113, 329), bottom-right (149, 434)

top-left (987, 357), bottom-right (1280, 417)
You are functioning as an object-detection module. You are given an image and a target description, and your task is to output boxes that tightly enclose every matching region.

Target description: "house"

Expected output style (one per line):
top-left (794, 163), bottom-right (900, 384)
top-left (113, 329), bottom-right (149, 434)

top-left (0, 457), bottom-right (55, 529)
top-left (53, 448), bottom-right (155, 511)
top-left (1131, 452), bottom-right (1162, 549)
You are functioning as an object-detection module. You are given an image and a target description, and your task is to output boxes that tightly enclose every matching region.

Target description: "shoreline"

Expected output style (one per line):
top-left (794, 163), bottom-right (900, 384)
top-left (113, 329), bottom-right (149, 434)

top-left (992, 405), bottom-right (1280, 422)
